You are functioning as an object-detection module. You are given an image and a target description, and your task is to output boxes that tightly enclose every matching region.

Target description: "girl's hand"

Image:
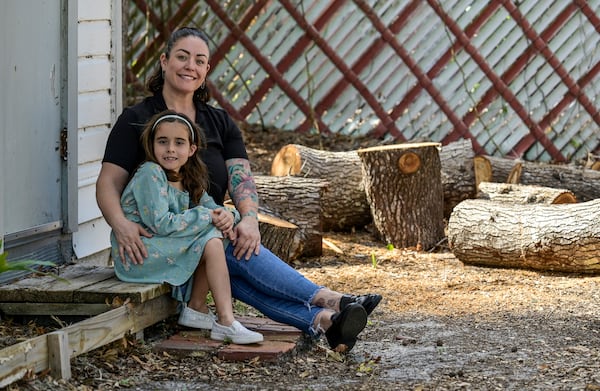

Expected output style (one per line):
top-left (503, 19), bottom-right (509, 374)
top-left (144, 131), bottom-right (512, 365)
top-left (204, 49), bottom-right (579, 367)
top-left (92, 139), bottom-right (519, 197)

top-left (212, 208), bottom-right (234, 234)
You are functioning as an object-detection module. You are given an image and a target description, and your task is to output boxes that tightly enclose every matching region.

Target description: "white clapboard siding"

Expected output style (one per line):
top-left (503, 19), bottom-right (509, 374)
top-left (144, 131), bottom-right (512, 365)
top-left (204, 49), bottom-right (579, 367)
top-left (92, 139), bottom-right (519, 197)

top-left (78, 21), bottom-right (112, 57)
top-left (77, 162), bottom-right (103, 224)
top-left (78, 126), bottom-right (109, 165)
top-left (78, 58), bottom-right (112, 93)
top-left (78, 92), bottom-right (111, 130)
top-left (78, 0), bottom-right (112, 21)
top-left (73, 217), bottom-right (112, 259)
top-left (73, 0), bottom-right (117, 260)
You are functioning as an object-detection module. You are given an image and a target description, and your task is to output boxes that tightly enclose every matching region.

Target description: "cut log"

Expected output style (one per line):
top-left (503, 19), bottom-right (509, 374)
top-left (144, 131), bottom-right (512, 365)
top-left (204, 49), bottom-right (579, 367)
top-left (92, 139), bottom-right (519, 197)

top-left (270, 144), bottom-right (370, 231)
top-left (438, 138), bottom-right (476, 218)
top-left (357, 142), bottom-right (445, 250)
top-left (257, 211), bottom-right (301, 263)
top-left (475, 155), bottom-right (600, 201)
top-left (225, 202), bottom-right (302, 263)
top-left (271, 139), bottom-right (476, 224)
top-left (254, 175), bottom-right (327, 257)
top-left (448, 198), bottom-right (600, 273)
top-left (477, 182), bottom-right (577, 204)
top-left (474, 155), bottom-right (493, 187)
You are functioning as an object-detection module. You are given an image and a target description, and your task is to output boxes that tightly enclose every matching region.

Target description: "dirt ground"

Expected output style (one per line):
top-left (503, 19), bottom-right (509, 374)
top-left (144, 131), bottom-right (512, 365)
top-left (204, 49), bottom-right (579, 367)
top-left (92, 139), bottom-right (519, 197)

top-left (3, 125), bottom-right (600, 390)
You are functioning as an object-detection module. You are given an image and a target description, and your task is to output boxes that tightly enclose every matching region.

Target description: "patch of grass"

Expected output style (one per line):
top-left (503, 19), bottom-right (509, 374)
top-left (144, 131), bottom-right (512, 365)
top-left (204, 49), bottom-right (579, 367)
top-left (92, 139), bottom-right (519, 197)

top-left (371, 252), bottom-right (377, 268)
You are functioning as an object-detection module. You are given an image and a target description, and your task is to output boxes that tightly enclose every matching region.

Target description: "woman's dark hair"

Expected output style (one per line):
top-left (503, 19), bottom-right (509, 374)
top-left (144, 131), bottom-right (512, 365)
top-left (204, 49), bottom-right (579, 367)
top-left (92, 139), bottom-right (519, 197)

top-left (140, 110), bottom-right (209, 203)
top-left (147, 27), bottom-right (211, 103)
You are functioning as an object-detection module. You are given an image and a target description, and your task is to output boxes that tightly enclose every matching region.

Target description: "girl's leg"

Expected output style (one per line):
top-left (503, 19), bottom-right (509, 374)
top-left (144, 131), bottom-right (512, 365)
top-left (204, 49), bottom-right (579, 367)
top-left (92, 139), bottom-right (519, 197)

top-left (187, 261), bottom-right (211, 314)
top-left (199, 238), bottom-right (235, 326)
top-left (189, 238), bottom-right (264, 345)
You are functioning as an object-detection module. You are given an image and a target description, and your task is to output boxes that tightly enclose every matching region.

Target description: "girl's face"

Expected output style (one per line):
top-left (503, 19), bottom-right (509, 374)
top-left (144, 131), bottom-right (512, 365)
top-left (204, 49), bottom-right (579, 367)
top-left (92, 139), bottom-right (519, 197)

top-left (161, 36), bottom-right (210, 96)
top-left (153, 121), bottom-right (197, 174)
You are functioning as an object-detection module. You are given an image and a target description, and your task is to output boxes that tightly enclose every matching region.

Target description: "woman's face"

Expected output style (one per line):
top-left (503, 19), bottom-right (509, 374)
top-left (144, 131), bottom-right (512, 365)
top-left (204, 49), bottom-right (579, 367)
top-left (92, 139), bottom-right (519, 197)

top-left (161, 35), bottom-right (211, 95)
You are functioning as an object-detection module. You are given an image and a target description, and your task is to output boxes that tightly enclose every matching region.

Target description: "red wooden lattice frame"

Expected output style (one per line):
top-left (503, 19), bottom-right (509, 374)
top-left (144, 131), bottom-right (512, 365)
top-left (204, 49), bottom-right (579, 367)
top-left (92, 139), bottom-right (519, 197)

top-left (125, 1), bottom-right (600, 163)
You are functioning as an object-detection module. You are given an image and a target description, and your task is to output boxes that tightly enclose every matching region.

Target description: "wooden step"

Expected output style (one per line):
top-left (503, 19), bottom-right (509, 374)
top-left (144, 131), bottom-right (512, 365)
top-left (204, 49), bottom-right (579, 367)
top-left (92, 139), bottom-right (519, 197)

top-left (0, 263), bottom-right (177, 387)
top-left (0, 264), bottom-right (170, 316)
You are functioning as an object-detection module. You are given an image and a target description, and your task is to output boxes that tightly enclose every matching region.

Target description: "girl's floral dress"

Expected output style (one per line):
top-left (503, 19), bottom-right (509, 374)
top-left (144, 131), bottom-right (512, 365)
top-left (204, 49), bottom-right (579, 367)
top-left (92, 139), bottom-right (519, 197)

top-left (110, 162), bottom-right (239, 301)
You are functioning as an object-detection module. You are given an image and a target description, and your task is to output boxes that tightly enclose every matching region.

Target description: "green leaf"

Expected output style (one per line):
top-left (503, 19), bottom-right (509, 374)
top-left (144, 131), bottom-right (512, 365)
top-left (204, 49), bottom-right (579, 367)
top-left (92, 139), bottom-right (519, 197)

top-left (0, 240), bottom-right (68, 283)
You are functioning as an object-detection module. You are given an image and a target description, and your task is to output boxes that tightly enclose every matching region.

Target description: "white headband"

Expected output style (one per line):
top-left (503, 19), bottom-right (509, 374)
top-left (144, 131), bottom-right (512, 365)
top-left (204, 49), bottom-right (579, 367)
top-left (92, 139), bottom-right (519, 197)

top-left (151, 114), bottom-right (195, 143)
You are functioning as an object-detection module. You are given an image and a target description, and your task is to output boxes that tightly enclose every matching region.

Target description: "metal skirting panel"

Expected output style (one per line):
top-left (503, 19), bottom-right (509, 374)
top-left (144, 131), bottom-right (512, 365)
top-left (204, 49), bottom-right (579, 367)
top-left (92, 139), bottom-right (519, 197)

top-left (0, 226), bottom-right (70, 285)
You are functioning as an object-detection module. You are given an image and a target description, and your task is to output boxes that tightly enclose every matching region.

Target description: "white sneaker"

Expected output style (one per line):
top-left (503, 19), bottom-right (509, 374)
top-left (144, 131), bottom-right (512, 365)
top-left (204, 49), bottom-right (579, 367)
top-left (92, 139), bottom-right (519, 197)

top-left (178, 306), bottom-right (217, 330)
top-left (210, 320), bottom-right (264, 344)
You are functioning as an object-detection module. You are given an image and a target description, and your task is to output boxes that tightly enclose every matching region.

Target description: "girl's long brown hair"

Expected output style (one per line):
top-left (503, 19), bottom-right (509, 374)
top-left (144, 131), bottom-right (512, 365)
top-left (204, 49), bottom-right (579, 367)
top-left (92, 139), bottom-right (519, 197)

top-left (140, 110), bottom-right (208, 204)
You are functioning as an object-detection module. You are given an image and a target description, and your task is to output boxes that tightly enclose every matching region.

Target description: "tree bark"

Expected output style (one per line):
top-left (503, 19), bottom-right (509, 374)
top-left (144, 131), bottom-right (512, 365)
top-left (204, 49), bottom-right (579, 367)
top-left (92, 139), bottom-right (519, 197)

top-left (270, 144), bottom-right (371, 231)
top-left (254, 175), bottom-right (327, 257)
top-left (474, 155), bottom-right (493, 188)
top-left (357, 142), bottom-right (445, 250)
top-left (448, 199), bottom-right (600, 273)
top-left (271, 139), bottom-right (476, 226)
top-left (477, 182), bottom-right (577, 204)
top-left (257, 211), bottom-right (301, 263)
top-left (475, 155), bottom-right (600, 201)
top-left (439, 138), bottom-right (476, 218)
top-left (224, 202), bottom-right (302, 262)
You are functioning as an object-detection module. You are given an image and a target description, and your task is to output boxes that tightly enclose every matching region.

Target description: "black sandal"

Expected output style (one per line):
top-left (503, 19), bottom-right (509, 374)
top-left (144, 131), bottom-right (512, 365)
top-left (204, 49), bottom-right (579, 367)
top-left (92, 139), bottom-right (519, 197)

top-left (325, 302), bottom-right (367, 352)
top-left (340, 293), bottom-right (382, 315)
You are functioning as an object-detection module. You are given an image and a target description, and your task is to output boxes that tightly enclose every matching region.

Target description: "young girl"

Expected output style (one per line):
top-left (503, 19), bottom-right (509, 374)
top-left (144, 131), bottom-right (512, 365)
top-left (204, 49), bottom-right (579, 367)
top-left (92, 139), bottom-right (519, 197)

top-left (110, 110), bottom-right (263, 345)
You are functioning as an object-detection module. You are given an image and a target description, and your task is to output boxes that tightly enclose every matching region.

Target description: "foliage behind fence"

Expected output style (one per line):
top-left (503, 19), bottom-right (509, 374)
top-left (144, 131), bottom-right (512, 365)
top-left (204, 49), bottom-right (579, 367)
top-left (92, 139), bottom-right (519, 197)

top-left (125, 1), bottom-right (600, 163)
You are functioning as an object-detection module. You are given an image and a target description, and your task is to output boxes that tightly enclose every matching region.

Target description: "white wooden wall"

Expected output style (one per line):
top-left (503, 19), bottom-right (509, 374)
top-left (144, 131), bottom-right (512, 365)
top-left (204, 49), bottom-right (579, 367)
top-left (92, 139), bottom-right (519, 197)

top-left (72, 0), bottom-right (121, 261)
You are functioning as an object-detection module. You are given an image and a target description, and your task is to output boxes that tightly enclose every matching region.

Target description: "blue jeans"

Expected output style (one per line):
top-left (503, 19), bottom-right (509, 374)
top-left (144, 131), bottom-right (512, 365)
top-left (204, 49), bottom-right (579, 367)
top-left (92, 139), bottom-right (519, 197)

top-left (225, 243), bottom-right (324, 337)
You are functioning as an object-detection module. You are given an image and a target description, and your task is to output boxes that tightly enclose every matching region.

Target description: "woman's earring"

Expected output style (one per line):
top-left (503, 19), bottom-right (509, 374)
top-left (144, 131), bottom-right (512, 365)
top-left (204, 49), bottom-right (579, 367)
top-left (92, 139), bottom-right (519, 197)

top-left (200, 82), bottom-right (206, 89)
top-left (162, 70), bottom-right (166, 79)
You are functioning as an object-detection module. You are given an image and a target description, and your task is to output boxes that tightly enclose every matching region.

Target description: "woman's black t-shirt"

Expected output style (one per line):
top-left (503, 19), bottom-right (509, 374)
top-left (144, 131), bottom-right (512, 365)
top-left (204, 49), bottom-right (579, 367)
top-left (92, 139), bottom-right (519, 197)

top-left (102, 93), bottom-right (248, 205)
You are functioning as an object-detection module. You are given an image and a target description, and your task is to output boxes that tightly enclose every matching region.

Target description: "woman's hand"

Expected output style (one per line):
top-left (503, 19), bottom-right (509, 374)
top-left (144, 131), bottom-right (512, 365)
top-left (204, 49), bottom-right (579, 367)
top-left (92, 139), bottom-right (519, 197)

top-left (113, 218), bottom-right (152, 265)
top-left (232, 215), bottom-right (261, 261)
top-left (96, 162), bottom-right (152, 265)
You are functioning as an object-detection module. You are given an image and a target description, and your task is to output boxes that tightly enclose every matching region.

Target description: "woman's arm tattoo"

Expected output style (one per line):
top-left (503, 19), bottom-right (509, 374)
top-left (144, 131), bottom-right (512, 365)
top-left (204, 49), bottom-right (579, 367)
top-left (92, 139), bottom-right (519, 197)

top-left (226, 158), bottom-right (259, 212)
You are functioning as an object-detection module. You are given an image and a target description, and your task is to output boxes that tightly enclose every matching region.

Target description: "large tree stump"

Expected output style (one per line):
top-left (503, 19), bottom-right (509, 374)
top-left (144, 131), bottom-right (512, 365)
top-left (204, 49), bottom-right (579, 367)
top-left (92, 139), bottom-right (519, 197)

top-left (357, 142), bottom-right (445, 250)
top-left (254, 175), bottom-right (327, 257)
top-left (270, 144), bottom-right (370, 231)
top-left (474, 155), bottom-right (600, 201)
top-left (477, 182), bottom-right (577, 204)
top-left (448, 199), bottom-right (600, 273)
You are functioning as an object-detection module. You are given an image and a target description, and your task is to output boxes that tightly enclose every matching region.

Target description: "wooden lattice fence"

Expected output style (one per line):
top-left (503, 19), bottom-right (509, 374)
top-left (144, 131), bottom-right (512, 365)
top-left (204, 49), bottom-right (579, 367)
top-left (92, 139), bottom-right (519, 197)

top-left (125, 0), bottom-right (600, 163)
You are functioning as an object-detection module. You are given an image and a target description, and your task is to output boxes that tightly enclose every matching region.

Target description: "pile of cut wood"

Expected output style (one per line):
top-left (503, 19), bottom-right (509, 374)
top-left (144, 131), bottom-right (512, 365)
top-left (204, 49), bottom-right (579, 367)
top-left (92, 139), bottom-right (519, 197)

top-left (256, 139), bottom-right (600, 274)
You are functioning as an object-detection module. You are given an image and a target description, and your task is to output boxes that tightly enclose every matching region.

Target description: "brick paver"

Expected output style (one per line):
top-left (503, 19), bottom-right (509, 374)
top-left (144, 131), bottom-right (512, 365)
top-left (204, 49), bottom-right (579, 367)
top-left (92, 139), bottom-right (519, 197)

top-left (153, 316), bottom-right (310, 362)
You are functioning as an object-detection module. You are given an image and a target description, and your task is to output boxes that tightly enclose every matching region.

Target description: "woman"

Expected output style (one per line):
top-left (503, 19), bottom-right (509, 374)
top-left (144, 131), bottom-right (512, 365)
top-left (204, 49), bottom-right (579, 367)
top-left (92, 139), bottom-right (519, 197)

top-left (96, 27), bottom-right (381, 352)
